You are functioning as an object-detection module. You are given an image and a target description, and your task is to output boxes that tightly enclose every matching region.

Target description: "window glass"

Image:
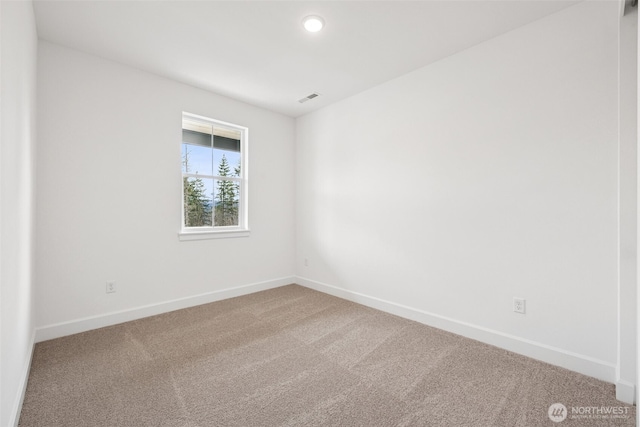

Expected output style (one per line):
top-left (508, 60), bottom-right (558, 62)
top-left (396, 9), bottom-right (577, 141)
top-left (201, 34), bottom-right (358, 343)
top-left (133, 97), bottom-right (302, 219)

top-left (181, 113), bottom-right (247, 235)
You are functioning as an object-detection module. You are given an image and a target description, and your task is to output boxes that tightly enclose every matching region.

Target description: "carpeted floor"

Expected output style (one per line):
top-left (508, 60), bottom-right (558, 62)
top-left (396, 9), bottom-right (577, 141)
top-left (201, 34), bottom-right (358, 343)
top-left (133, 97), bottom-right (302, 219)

top-left (19, 285), bottom-right (635, 426)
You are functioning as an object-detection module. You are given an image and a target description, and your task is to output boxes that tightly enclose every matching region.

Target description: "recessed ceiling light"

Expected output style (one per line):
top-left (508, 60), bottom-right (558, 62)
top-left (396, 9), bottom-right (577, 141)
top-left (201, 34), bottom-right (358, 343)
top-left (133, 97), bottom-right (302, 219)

top-left (303, 15), bottom-right (325, 33)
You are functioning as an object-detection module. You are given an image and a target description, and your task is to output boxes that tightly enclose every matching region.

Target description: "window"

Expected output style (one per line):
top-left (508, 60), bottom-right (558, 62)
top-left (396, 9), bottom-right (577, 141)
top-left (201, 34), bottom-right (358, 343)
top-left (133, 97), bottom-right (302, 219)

top-left (179, 112), bottom-right (248, 240)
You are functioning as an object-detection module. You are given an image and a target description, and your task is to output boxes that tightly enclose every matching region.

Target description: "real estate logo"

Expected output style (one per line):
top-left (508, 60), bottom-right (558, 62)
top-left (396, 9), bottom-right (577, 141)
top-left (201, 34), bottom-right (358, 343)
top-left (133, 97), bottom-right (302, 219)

top-left (548, 403), bottom-right (567, 423)
top-left (547, 402), bottom-right (631, 423)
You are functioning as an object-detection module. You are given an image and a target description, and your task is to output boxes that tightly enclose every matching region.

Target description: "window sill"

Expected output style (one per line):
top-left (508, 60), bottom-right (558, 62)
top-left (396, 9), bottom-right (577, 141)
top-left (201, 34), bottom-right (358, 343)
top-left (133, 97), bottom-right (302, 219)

top-left (178, 228), bottom-right (250, 241)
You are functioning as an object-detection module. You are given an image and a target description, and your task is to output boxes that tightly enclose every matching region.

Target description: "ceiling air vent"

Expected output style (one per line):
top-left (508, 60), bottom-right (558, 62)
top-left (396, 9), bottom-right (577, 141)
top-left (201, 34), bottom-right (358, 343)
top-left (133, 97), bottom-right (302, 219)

top-left (298, 92), bottom-right (320, 104)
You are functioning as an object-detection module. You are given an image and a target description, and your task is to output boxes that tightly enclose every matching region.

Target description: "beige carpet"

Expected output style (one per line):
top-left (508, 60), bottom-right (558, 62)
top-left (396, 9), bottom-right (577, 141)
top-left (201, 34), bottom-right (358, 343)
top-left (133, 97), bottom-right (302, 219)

top-left (19, 285), bottom-right (635, 426)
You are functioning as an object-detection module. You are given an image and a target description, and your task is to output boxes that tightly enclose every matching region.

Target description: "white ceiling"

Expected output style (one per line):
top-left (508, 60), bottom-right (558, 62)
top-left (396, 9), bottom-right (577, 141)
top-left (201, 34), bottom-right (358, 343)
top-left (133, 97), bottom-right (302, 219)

top-left (33, 0), bottom-right (580, 118)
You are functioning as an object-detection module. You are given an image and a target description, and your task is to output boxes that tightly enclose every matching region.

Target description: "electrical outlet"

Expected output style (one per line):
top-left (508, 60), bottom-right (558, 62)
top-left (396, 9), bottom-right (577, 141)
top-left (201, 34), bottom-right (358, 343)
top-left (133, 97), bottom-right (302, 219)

top-left (513, 297), bottom-right (525, 314)
top-left (106, 281), bottom-right (116, 294)
top-left (304, 258), bottom-right (309, 267)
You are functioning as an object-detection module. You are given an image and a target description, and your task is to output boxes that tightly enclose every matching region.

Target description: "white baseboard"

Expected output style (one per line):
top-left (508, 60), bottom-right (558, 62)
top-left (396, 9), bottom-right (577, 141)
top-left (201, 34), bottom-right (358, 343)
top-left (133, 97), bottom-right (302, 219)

top-left (35, 276), bottom-right (295, 342)
top-left (296, 276), bottom-right (617, 385)
top-left (615, 379), bottom-right (636, 404)
top-left (10, 330), bottom-right (36, 427)
top-left (32, 275), bottom-right (630, 402)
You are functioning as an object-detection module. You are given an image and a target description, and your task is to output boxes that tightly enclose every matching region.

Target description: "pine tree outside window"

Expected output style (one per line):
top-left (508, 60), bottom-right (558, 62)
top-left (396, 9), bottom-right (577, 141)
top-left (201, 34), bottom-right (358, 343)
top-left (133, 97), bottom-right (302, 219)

top-left (180, 112), bottom-right (248, 240)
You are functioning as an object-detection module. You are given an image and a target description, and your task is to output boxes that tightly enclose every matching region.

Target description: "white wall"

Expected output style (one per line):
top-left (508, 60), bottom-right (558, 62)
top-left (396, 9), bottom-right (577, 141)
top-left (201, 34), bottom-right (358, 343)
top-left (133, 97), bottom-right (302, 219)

top-left (296, 1), bottom-right (625, 388)
top-left (0, 1), bottom-right (38, 425)
top-left (619, 4), bottom-right (637, 404)
top-left (36, 42), bottom-right (295, 338)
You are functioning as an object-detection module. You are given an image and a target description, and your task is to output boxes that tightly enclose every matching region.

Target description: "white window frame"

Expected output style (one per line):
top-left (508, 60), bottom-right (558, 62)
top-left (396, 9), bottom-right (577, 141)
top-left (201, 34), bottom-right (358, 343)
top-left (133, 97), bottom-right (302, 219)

top-left (179, 112), bottom-right (249, 241)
